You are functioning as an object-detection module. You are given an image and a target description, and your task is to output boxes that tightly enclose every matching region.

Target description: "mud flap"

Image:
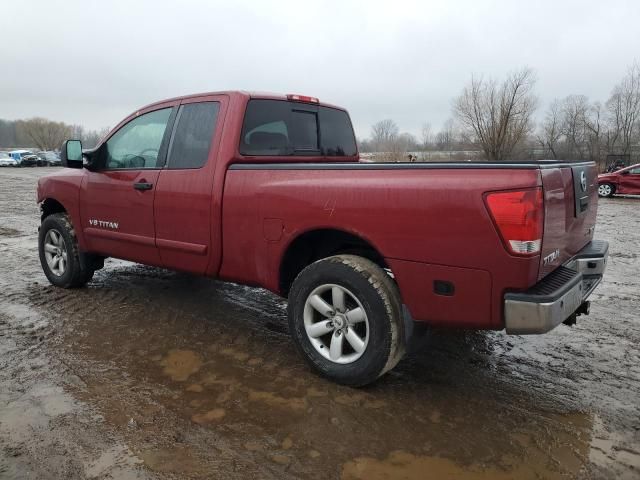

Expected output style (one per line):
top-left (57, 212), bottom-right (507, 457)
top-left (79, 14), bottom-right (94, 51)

top-left (402, 304), bottom-right (415, 344)
top-left (79, 251), bottom-right (105, 272)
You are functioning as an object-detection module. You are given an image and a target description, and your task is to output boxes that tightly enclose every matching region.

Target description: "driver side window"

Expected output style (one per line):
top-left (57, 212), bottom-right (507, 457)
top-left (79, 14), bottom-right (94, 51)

top-left (104, 108), bottom-right (172, 169)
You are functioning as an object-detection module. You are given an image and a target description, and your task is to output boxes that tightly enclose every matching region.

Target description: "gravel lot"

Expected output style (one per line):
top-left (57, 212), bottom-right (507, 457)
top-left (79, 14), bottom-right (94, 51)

top-left (0, 167), bottom-right (638, 479)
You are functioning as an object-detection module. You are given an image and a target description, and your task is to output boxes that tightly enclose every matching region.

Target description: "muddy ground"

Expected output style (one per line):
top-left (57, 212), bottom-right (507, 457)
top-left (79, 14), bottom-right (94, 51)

top-left (0, 167), bottom-right (638, 480)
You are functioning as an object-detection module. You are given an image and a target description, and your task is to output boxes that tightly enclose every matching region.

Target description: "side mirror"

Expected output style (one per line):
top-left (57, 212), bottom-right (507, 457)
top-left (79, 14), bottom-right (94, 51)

top-left (60, 140), bottom-right (83, 168)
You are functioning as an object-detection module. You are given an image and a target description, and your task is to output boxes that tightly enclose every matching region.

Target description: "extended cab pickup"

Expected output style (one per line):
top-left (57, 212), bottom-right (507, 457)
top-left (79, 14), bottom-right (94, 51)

top-left (37, 91), bottom-right (608, 386)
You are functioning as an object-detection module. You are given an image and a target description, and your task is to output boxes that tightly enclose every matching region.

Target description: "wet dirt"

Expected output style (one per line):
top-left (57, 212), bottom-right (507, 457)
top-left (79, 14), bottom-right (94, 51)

top-left (0, 167), bottom-right (639, 479)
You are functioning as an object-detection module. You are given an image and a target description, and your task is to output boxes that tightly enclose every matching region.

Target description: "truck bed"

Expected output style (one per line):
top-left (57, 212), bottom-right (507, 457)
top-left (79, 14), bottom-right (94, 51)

top-left (221, 159), bottom-right (597, 330)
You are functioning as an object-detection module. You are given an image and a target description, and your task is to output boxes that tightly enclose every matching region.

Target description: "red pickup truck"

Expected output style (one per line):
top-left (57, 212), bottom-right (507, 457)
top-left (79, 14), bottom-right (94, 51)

top-left (37, 91), bottom-right (608, 386)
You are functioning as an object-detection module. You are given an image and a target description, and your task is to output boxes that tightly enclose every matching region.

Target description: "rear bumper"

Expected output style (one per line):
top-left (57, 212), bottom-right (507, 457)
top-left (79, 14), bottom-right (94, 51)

top-left (504, 240), bottom-right (608, 334)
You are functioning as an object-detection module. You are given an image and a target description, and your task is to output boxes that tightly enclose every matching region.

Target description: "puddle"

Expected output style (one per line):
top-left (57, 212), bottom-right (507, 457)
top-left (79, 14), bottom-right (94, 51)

top-left (159, 350), bottom-right (203, 381)
top-left (139, 447), bottom-right (203, 475)
top-left (247, 389), bottom-right (307, 411)
top-left (191, 408), bottom-right (226, 424)
top-left (84, 444), bottom-right (144, 479)
top-left (0, 227), bottom-right (20, 236)
top-left (342, 450), bottom-right (566, 480)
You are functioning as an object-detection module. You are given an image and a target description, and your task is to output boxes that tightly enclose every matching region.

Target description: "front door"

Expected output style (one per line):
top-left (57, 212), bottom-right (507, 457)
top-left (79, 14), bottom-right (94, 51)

top-left (80, 106), bottom-right (175, 265)
top-left (619, 166), bottom-right (640, 194)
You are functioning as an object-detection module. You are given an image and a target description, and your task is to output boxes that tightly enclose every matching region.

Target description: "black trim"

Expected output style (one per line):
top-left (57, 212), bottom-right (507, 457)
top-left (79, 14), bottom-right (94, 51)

top-left (156, 106), bottom-right (179, 168)
top-left (505, 266), bottom-right (582, 304)
top-left (228, 161), bottom-right (595, 171)
top-left (433, 280), bottom-right (455, 296)
top-left (572, 240), bottom-right (609, 260)
top-left (571, 165), bottom-right (590, 216)
top-left (133, 182), bottom-right (153, 191)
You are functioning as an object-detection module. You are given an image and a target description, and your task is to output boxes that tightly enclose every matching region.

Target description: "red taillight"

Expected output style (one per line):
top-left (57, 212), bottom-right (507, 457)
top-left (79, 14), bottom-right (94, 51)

top-left (287, 94), bottom-right (319, 104)
top-left (485, 188), bottom-right (544, 256)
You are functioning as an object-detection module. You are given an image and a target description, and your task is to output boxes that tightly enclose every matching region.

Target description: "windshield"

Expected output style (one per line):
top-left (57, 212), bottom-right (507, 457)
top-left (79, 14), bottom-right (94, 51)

top-left (620, 164), bottom-right (640, 174)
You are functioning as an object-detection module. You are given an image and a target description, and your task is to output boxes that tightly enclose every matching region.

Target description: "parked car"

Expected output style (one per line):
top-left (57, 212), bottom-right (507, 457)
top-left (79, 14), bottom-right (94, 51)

top-left (36, 91), bottom-right (608, 386)
top-left (0, 151), bottom-right (18, 167)
top-left (598, 163), bottom-right (640, 197)
top-left (9, 150), bottom-right (38, 167)
top-left (37, 151), bottom-right (62, 166)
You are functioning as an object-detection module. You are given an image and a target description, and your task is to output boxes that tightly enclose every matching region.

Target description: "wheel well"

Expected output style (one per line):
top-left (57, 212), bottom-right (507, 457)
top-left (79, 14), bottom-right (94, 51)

top-left (40, 198), bottom-right (66, 221)
top-left (279, 229), bottom-right (388, 296)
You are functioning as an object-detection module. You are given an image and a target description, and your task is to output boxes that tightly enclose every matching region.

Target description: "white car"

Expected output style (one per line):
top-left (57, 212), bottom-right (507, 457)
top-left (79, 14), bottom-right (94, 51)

top-left (0, 152), bottom-right (18, 167)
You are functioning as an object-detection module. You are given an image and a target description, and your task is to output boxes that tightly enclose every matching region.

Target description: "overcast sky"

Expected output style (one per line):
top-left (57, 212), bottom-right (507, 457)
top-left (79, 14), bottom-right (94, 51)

top-left (1, 0), bottom-right (638, 138)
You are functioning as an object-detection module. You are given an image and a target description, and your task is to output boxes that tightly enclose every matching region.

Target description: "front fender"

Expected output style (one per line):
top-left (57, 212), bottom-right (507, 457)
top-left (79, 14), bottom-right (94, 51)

top-left (37, 170), bottom-right (87, 250)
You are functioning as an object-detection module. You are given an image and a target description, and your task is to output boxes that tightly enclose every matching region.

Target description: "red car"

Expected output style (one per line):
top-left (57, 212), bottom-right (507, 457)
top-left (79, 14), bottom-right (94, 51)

top-left (598, 163), bottom-right (640, 197)
top-left (36, 91), bottom-right (608, 385)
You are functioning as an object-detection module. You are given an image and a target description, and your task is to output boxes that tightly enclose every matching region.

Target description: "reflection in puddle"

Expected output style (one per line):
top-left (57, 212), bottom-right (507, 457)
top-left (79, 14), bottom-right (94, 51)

top-left (340, 412), bottom-right (640, 480)
top-left (152, 339), bottom-right (620, 479)
top-left (342, 450), bottom-right (556, 480)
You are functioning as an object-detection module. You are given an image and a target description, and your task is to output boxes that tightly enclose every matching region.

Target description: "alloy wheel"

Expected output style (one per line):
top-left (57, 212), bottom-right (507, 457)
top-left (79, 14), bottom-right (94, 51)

top-left (303, 284), bottom-right (370, 364)
top-left (43, 229), bottom-right (67, 276)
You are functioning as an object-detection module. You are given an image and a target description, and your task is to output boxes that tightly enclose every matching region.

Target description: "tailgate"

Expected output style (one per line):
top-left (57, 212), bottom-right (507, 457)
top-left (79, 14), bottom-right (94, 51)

top-left (538, 162), bottom-right (598, 279)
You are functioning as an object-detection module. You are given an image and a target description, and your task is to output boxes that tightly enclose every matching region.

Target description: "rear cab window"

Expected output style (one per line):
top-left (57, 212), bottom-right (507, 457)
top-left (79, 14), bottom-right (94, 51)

top-left (239, 99), bottom-right (357, 157)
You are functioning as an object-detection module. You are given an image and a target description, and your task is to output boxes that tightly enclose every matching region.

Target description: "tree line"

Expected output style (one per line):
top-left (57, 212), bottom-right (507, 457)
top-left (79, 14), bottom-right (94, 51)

top-left (0, 118), bottom-right (109, 151)
top-left (361, 62), bottom-right (640, 167)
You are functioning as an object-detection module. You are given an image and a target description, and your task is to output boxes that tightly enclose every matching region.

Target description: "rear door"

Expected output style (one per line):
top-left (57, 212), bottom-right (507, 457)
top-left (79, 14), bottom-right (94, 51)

top-left (538, 162), bottom-right (598, 279)
top-left (80, 106), bottom-right (175, 265)
top-left (153, 95), bottom-right (226, 274)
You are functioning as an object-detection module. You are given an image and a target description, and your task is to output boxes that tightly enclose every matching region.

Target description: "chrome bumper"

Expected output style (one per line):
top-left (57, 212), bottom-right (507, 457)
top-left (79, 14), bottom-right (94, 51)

top-left (504, 240), bottom-right (608, 334)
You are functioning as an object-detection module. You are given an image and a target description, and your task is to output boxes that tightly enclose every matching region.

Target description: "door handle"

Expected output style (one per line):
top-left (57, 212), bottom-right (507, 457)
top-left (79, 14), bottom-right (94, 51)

top-left (133, 182), bottom-right (153, 191)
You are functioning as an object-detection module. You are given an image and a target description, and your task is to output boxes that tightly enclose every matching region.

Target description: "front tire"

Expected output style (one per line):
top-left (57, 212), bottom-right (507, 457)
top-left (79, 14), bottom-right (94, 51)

top-left (598, 183), bottom-right (615, 197)
top-left (287, 255), bottom-right (405, 386)
top-left (39, 213), bottom-right (94, 288)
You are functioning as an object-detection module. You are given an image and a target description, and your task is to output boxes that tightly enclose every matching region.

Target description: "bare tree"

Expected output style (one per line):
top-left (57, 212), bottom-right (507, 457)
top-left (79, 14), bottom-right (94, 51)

top-left (454, 67), bottom-right (538, 160)
top-left (584, 101), bottom-right (603, 165)
top-left (81, 127), bottom-right (111, 148)
top-left (435, 118), bottom-right (456, 151)
top-left (16, 118), bottom-right (73, 150)
top-left (606, 62), bottom-right (640, 155)
top-left (538, 99), bottom-right (562, 159)
top-left (392, 132), bottom-right (417, 160)
top-left (420, 122), bottom-right (432, 150)
top-left (370, 119), bottom-right (399, 152)
top-left (561, 95), bottom-right (590, 160)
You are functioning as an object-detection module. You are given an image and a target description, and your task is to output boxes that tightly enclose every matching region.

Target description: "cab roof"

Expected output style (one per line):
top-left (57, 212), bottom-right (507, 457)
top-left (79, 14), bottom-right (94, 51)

top-left (138, 91), bottom-right (344, 112)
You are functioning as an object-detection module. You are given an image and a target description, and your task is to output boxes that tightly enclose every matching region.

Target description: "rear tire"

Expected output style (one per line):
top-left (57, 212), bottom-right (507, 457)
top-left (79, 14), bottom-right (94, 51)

top-left (598, 183), bottom-right (615, 197)
top-left (287, 255), bottom-right (405, 386)
top-left (39, 213), bottom-right (94, 288)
